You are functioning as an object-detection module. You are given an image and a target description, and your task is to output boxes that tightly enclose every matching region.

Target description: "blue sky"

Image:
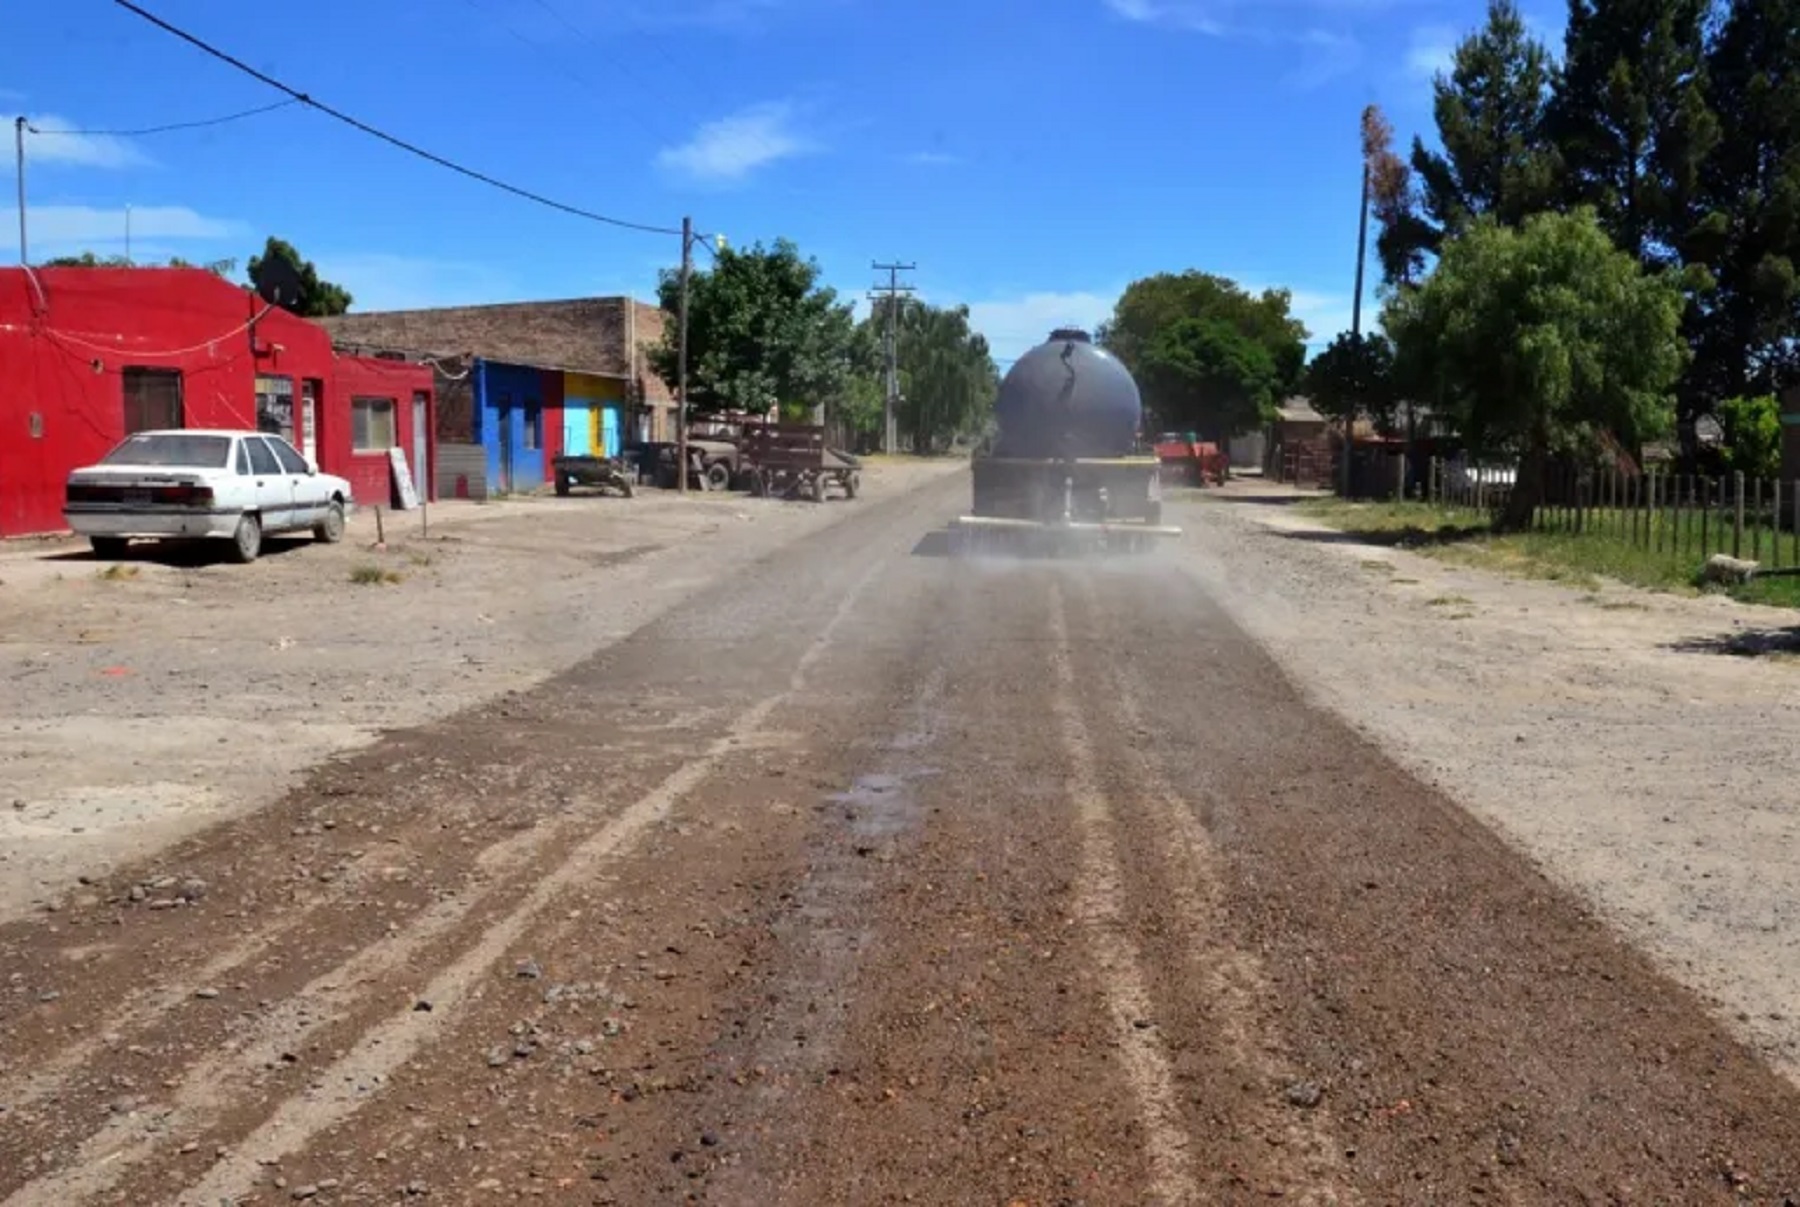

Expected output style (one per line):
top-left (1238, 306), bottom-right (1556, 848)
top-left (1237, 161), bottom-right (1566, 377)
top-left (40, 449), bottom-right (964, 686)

top-left (3, 0), bottom-right (1565, 364)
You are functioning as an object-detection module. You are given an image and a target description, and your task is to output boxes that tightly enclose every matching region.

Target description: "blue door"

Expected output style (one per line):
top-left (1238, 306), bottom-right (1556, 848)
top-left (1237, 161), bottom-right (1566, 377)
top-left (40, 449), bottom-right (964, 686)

top-left (601, 407), bottom-right (621, 457)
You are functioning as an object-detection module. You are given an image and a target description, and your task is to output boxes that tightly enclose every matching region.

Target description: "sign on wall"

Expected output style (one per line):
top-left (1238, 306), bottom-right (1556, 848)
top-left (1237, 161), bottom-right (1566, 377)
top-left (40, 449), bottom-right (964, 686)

top-left (389, 447), bottom-right (420, 510)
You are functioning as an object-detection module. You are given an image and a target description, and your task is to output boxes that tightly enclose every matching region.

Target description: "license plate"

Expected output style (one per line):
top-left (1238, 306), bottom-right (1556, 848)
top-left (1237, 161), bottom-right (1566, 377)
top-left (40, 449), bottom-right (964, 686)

top-left (121, 490), bottom-right (151, 506)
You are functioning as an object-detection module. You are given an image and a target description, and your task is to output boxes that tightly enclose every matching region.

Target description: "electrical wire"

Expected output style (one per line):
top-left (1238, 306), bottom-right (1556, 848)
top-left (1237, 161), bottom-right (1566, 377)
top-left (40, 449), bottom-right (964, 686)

top-left (25, 99), bottom-right (300, 138)
top-left (109, 0), bottom-right (684, 237)
top-left (39, 300), bottom-right (279, 360)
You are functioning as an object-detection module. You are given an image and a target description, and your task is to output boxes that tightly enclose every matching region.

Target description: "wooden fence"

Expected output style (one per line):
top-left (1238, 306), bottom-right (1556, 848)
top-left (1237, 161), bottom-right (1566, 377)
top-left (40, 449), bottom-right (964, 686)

top-left (1425, 460), bottom-right (1800, 568)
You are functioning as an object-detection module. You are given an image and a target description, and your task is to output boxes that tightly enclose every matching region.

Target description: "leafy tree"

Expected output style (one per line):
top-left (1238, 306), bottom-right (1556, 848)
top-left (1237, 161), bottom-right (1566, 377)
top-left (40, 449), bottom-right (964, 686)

top-left (1097, 271), bottom-right (1308, 400)
top-left (247, 236), bottom-right (352, 317)
top-left (1304, 331), bottom-right (1398, 433)
top-left (1550, 0), bottom-right (1718, 267)
top-left (1135, 316), bottom-right (1281, 441)
top-left (1717, 393), bottom-right (1782, 478)
top-left (1685, 0), bottom-right (1800, 405)
top-left (1383, 1), bottom-right (1561, 284)
top-left (881, 299), bottom-right (998, 453)
top-left (1383, 207), bottom-right (1686, 529)
top-left (647, 237), bottom-right (859, 416)
top-left (42, 250), bottom-right (237, 275)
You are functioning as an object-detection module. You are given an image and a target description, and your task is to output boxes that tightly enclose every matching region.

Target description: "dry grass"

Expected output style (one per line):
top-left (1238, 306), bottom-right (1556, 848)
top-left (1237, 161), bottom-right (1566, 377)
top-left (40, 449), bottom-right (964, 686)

top-left (349, 564), bottom-right (405, 586)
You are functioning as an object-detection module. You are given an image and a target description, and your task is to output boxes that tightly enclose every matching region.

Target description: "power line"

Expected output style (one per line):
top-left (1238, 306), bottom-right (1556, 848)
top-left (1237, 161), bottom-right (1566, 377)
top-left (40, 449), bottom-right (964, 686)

top-left (109, 0), bottom-right (683, 236)
top-left (26, 98), bottom-right (300, 138)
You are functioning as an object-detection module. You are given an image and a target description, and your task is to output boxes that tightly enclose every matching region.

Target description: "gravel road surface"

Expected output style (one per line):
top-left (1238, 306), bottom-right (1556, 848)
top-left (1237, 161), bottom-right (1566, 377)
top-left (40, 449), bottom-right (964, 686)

top-left (4, 469), bottom-right (1800, 1205)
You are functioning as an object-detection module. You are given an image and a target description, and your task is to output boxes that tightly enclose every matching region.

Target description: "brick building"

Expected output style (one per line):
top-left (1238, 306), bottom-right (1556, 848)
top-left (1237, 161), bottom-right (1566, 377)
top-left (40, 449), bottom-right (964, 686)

top-left (319, 297), bottom-right (675, 445)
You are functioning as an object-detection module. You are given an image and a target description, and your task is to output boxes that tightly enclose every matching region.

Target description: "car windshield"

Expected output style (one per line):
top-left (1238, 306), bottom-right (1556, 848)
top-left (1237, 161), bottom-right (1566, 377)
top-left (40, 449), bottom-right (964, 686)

top-left (100, 433), bottom-right (233, 468)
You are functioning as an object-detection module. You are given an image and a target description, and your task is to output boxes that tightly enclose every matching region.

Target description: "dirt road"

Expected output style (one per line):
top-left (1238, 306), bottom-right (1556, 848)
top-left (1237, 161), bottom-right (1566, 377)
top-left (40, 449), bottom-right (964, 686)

top-left (5, 471), bottom-right (1800, 1205)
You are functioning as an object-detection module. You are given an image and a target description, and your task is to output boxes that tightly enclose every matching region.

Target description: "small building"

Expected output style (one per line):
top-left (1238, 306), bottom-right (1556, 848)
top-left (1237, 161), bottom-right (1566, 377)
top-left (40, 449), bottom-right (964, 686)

top-left (1266, 396), bottom-right (1331, 484)
top-left (0, 266), bottom-right (435, 538)
top-left (319, 296), bottom-right (674, 499)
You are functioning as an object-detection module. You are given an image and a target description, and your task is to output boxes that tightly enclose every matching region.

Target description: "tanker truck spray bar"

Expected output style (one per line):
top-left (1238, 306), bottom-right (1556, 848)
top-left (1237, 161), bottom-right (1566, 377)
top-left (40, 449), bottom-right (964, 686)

top-left (951, 327), bottom-right (1183, 556)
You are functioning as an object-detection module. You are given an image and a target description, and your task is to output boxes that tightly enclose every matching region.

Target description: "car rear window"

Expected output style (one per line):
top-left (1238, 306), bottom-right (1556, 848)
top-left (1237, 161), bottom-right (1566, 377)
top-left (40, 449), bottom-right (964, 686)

top-left (101, 433), bottom-right (232, 468)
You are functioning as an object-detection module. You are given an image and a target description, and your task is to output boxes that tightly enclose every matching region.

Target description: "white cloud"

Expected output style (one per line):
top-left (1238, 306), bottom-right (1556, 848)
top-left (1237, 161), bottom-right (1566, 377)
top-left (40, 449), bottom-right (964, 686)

top-left (0, 205), bottom-right (245, 259)
top-left (654, 102), bottom-right (815, 184)
top-left (1101, 0), bottom-right (1225, 34)
top-left (19, 114), bottom-right (149, 170)
top-left (1406, 24), bottom-right (1457, 80)
top-left (308, 253), bottom-right (523, 313)
top-left (1286, 27), bottom-right (1364, 90)
top-left (963, 289), bottom-right (1122, 365)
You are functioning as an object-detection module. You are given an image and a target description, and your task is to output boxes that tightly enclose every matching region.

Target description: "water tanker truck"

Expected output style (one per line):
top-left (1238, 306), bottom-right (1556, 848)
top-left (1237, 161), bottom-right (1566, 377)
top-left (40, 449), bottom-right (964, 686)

top-left (950, 327), bottom-right (1183, 555)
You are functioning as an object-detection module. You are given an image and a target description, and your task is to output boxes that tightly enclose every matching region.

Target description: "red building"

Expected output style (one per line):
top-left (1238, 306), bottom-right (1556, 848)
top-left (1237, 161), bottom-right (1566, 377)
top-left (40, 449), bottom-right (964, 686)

top-left (0, 266), bottom-right (436, 538)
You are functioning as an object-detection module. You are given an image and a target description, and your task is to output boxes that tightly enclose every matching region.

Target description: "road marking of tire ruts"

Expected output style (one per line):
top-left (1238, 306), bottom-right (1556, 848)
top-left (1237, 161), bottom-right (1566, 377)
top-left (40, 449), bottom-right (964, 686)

top-left (2, 557), bottom-right (892, 1207)
top-left (1046, 582), bottom-right (1199, 1206)
top-left (1070, 572), bottom-right (1358, 1206)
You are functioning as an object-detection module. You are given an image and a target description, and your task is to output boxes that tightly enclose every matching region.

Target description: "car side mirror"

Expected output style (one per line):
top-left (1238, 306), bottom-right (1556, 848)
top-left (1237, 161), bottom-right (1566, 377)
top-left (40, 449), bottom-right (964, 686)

top-left (307, 465), bottom-right (317, 476)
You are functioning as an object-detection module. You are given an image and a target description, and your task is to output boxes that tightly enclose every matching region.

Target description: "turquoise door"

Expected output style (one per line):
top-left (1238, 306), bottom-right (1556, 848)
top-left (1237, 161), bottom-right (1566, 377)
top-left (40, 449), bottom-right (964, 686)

top-left (601, 406), bottom-right (621, 457)
top-left (563, 405), bottom-right (592, 456)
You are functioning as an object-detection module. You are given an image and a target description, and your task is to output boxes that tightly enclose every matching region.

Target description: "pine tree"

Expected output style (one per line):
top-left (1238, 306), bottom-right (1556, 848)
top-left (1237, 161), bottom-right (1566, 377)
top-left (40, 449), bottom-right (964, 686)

top-left (1687, 0), bottom-right (1800, 401)
top-left (1374, 1), bottom-right (1562, 287)
top-left (1550, 0), bottom-right (1718, 267)
top-left (1410, 0), bottom-right (1561, 233)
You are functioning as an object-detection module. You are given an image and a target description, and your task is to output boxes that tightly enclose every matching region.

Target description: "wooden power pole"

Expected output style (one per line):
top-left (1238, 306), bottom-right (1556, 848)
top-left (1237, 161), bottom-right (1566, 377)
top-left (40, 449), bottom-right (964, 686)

top-left (870, 261), bottom-right (915, 454)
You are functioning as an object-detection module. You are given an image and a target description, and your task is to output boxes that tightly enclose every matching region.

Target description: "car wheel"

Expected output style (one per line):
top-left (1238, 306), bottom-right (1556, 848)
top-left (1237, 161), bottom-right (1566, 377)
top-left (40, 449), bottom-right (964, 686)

top-left (704, 461), bottom-right (732, 492)
top-left (313, 500), bottom-right (346, 544)
top-left (90, 536), bottom-right (129, 560)
top-left (229, 514), bottom-right (263, 564)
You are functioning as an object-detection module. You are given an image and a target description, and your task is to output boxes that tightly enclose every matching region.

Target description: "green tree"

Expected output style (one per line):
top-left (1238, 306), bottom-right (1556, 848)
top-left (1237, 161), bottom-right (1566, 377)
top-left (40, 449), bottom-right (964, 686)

top-left (1550, 0), bottom-right (1719, 267)
top-left (1096, 271), bottom-right (1309, 399)
top-left (881, 299), bottom-right (998, 453)
top-left (42, 251), bottom-right (237, 275)
top-left (647, 237), bottom-right (859, 416)
top-left (1383, 1), bottom-right (1561, 283)
top-left (1685, 0), bottom-right (1800, 405)
top-left (1383, 208), bottom-right (1687, 529)
top-left (1304, 331), bottom-right (1398, 433)
top-left (247, 237), bottom-right (352, 317)
top-left (1717, 393), bottom-right (1782, 478)
top-left (1135, 316), bottom-right (1281, 440)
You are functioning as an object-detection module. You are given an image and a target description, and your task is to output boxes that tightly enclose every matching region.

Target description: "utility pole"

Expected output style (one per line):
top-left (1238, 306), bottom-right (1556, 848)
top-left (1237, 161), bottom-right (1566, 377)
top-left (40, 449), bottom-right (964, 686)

top-left (677, 215), bottom-right (692, 494)
top-left (14, 117), bottom-right (27, 266)
top-left (869, 261), bottom-right (915, 454)
top-left (1344, 155), bottom-right (1370, 499)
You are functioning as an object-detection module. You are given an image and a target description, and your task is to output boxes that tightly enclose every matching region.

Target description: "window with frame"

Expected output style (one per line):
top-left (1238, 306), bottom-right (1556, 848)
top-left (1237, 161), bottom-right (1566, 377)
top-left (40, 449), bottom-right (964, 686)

top-left (254, 374), bottom-right (294, 440)
top-left (352, 397), bottom-right (397, 452)
top-left (122, 367), bottom-right (183, 433)
top-left (523, 405), bottom-right (541, 451)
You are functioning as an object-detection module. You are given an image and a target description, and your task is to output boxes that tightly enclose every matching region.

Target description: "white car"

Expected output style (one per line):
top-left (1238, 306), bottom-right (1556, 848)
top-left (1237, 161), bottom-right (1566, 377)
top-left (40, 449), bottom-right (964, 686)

top-left (63, 429), bottom-right (354, 563)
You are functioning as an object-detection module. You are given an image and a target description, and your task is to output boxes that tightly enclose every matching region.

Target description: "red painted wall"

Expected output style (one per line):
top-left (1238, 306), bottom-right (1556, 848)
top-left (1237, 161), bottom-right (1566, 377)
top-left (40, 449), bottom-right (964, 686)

top-left (333, 356), bottom-right (436, 509)
top-left (539, 368), bottom-right (565, 469)
top-left (0, 266), bottom-right (434, 537)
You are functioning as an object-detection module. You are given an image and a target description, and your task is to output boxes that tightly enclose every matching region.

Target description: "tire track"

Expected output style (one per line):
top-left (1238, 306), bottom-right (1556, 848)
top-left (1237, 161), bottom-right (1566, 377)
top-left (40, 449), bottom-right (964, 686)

top-left (166, 554), bottom-right (887, 1207)
top-left (1070, 570), bottom-right (1357, 1204)
top-left (1045, 580), bottom-right (1198, 1206)
top-left (2, 554), bottom-right (889, 1207)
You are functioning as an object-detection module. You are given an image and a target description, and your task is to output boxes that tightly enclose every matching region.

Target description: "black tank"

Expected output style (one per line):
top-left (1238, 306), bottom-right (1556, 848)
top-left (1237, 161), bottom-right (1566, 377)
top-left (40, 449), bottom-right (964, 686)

top-left (991, 328), bottom-right (1142, 460)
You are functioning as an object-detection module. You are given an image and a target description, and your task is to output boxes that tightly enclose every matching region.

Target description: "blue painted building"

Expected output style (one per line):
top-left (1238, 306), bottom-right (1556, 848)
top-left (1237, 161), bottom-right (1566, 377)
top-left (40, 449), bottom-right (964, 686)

top-left (472, 358), bottom-right (554, 494)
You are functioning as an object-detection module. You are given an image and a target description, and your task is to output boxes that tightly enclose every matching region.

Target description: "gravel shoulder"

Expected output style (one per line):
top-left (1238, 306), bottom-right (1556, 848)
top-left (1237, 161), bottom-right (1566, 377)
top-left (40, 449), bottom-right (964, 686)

top-left (0, 459), bottom-right (962, 924)
top-left (1171, 480), bottom-right (1800, 1084)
